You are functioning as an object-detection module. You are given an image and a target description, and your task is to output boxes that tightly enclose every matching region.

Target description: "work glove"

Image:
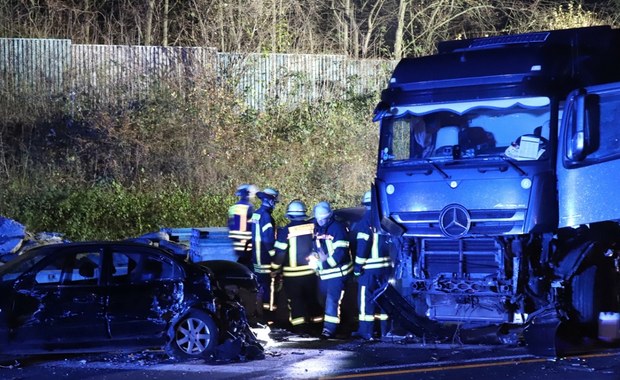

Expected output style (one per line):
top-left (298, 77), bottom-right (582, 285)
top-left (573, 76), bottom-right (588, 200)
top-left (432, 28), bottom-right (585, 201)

top-left (353, 264), bottom-right (364, 277)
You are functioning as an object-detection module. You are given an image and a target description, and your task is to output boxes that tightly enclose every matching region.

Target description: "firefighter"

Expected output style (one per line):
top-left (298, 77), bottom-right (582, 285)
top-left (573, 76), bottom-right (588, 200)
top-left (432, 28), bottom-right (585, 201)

top-left (228, 184), bottom-right (256, 269)
top-left (251, 187), bottom-right (280, 324)
top-left (352, 190), bottom-right (392, 340)
top-left (309, 201), bottom-right (353, 339)
top-left (273, 200), bottom-right (324, 336)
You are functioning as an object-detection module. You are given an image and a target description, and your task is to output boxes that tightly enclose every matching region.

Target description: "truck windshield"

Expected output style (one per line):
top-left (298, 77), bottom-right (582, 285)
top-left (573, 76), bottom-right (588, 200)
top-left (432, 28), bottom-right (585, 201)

top-left (379, 97), bottom-right (551, 165)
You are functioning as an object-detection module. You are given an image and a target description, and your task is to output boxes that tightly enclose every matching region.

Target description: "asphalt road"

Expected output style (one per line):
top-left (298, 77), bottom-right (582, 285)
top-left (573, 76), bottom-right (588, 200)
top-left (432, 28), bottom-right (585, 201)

top-left (2, 328), bottom-right (620, 380)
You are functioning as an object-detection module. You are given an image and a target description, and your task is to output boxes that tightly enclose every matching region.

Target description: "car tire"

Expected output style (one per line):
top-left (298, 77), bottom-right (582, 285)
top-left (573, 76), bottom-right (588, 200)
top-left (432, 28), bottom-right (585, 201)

top-left (165, 309), bottom-right (218, 360)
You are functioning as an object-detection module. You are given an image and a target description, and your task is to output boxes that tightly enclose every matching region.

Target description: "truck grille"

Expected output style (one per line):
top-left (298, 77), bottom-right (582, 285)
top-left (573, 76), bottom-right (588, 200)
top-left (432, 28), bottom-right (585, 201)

top-left (392, 209), bottom-right (526, 237)
top-left (421, 238), bottom-right (502, 278)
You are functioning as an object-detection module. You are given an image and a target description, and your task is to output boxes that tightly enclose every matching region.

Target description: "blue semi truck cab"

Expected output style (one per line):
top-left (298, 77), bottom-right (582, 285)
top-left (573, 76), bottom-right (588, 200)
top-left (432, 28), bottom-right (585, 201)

top-left (372, 26), bottom-right (620, 353)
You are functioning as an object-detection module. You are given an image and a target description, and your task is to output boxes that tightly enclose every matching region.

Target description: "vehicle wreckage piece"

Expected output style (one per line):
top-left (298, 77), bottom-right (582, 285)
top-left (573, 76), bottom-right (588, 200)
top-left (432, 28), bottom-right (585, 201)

top-left (197, 260), bottom-right (264, 361)
top-left (374, 283), bottom-right (453, 340)
top-left (0, 216), bottom-right (68, 264)
top-left (522, 306), bottom-right (585, 357)
top-left (0, 217), bottom-right (26, 262)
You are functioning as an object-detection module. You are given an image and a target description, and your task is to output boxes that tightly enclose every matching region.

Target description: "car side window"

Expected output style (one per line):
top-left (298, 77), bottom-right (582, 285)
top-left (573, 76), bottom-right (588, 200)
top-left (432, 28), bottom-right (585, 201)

top-left (35, 255), bottom-right (65, 284)
top-left (35, 250), bottom-right (102, 285)
top-left (111, 250), bottom-right (177, 284)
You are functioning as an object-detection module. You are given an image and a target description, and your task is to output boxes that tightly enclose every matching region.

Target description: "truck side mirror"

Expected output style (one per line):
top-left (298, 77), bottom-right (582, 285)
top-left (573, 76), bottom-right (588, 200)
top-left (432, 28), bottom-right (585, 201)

top-left (570, 131), bottom-right (586, 161)
top-left (567, 93), bottom-right (587, 161)
top-left (370, 183), bottom-right (383, 232)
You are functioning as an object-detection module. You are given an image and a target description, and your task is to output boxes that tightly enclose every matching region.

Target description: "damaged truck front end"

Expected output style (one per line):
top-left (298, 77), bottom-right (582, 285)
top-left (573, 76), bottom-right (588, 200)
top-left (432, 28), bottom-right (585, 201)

top-left (373, 26), bottom-right (620, 356)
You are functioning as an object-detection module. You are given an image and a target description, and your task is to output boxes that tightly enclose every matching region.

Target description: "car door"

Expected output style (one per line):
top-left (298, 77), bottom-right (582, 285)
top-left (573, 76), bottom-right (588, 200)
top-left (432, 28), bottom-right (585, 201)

top-left (106, 245), bottom-right (184, 342)
top-left (10, 246), bottom-right (107, 348)
top-left (557, 82), bottom-right (620, 227)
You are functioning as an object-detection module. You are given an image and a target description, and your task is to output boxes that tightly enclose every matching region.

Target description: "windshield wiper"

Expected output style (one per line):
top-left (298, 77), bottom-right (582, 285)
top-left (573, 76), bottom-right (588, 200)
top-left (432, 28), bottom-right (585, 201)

top-left (425, 159), bottom-right (450, 179)
top-left (501, 155), bottom-right (528, 176)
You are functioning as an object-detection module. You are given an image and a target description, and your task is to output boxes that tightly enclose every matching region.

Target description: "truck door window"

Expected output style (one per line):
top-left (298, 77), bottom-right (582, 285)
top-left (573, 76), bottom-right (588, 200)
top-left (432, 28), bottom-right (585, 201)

top-left (564, 91), bottom-right (620, 165)
top-left (584, 93), bottom-right (620, 162)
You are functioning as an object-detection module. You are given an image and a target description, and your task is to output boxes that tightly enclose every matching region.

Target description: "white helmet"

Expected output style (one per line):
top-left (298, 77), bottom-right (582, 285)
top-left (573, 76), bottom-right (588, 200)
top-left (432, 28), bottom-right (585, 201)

top-left (257, 188), bottom-right (280, 202)
top-left (361, 191), bottom-right (371, 206)
top-left (286, 200), bottom-right (307, 219)
top-left (313, 201), bottom-right (333, 223)
top-left (235, 184), bottom-right (251, 197)
top-left (247, 184), bottom-right (258, 198)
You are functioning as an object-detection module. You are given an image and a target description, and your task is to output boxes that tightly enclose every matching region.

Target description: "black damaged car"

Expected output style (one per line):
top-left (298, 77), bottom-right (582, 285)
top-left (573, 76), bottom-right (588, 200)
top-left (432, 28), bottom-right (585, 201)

top-left (0, 241), bottom-right (263, 361)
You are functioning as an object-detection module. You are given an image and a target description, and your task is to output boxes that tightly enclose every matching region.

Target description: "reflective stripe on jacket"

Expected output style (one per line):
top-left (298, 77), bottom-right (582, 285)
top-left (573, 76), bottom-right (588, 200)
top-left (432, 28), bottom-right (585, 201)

top-left (314, 217), bottom-right (352, 280)
top-left (353, 210), bottom-right (391, 272)
top-left (228, 201), bottom-right (253, 252)
top-left (273, 220), bottom-right (316, 277)
top-left (251, 206), bottom-right (276, 274)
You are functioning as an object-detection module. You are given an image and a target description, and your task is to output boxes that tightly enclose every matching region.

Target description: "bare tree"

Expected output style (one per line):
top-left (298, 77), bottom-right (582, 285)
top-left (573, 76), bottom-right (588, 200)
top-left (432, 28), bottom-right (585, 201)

top-left (328, 0), bottom-right (395, 57)
top-left (393, 0), bottom-right (408, 60)
top-left (2, 0), bottom-right (619, 56)
top-left (163, 0), bottom-right (169, 46)
top-left (357, 0), bottom-right (391, 58)
top-left (400, 0), bottom-right (499, 57)
top-left (145, 0), bottom-right (156, 45)
top-left (330, 0), bottom-right (350, 55)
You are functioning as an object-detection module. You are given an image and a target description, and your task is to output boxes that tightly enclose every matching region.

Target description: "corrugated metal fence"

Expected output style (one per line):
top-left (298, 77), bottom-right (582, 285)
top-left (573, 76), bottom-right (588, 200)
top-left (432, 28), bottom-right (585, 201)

top-left (1, 38), bottom-right (395, 109)
top-left (0, 38), bottom-right (70, 96)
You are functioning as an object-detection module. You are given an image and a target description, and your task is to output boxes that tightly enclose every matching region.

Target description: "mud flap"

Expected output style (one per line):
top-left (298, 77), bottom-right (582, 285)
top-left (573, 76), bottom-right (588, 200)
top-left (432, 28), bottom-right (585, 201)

top-left (523, 306), bottom-right (593, 357)
top-left (373, 283), bottom-right (446, 339)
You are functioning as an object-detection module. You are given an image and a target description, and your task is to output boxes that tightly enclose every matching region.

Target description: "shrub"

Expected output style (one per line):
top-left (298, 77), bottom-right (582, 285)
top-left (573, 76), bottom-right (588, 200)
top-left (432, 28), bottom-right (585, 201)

top-left (0, 74), bottom-right (379, 239)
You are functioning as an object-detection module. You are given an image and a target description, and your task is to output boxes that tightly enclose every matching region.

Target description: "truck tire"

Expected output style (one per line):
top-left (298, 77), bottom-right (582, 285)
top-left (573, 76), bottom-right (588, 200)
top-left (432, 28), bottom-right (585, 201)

top-left (570, 265), bottom-right (600, 325)
top-left (165, 309), bottom-right (218, 360)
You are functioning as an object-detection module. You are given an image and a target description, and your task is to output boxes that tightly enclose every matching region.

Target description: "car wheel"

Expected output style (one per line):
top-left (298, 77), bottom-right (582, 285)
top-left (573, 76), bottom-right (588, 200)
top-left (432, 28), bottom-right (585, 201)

top-left (165, 309), bottom-right (218, 360)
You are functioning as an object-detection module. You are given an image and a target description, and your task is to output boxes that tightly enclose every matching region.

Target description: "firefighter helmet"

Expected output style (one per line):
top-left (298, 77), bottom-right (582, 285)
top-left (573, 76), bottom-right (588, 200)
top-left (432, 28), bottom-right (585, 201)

top-left (235, 184), bottom-right (250, 197)
top-left (257, 188), bottom-right (280, 202)
top-left (313, 201), bottom-right (333, 224)
top-left (286, 200), bottom-right (307, 219)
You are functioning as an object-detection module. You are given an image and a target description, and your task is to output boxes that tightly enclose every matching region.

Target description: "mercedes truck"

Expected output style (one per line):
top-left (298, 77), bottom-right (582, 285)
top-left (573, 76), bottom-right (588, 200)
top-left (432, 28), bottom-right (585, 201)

top-left (372, 25), bottom-right (620, 355)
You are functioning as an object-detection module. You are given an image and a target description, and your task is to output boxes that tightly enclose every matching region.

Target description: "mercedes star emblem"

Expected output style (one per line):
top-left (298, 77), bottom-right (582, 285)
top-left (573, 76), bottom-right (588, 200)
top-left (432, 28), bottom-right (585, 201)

top-left (439, 204), bottom-right (471, 238)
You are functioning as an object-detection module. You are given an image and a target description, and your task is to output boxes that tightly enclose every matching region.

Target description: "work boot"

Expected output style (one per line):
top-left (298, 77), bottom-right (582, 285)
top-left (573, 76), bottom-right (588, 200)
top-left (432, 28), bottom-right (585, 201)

top-left (319, 329), bottom-right (334, 340)
top-left (290, 324), bottom-right (310, 337)
top-left (306, 323), bottom-right (323, 337)
top-left (351, 331), bottom-right (374, 341)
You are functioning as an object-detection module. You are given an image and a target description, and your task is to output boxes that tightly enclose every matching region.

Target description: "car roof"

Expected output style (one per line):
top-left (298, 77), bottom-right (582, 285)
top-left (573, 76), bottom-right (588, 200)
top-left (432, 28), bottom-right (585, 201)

top-left (23, 240), bottom-right (179, 259)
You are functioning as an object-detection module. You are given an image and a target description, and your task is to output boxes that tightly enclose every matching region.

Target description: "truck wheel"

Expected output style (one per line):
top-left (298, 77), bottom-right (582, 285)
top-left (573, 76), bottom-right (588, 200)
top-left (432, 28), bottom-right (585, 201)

top-left (571, 265), bottom-right (600, 325)
top-left (165, 310), bottom-right (218, 360)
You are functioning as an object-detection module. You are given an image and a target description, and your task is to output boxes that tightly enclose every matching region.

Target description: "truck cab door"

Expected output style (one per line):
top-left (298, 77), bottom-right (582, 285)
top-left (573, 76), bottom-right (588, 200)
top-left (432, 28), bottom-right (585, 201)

top-left (557, 82), bottom-right (620, 227)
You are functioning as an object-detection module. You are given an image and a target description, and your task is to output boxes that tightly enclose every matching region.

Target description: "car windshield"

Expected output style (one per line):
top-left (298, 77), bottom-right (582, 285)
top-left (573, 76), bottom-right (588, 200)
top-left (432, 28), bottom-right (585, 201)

top-left (379, 97), bottom-right (551, 165)
top-left (0, 250), bottom-right (49, 282)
